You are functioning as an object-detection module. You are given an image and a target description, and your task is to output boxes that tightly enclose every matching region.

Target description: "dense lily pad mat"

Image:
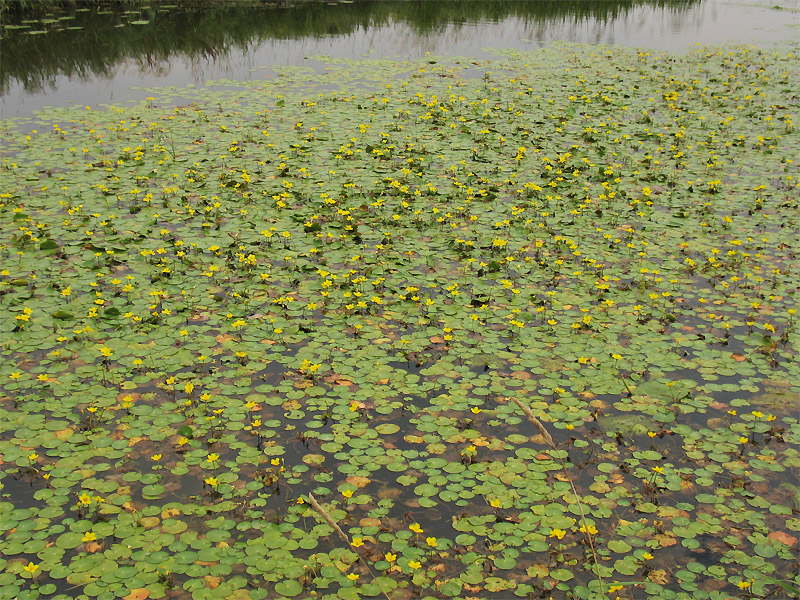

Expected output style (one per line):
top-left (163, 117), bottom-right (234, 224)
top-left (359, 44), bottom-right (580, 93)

top-left (1, 42), bottom-right (799, 600)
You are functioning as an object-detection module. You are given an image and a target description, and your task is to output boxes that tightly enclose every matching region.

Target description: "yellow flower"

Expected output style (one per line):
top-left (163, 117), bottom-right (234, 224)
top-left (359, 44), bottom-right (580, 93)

top-left (22, 562), bottom-right (39, 574)
top-left (642, 552), bottom-right (654, 560)
top-left (150, 454), bottom-right (162, 462)
top-left (408, 560), bottom-right (421, 570)
top-left (28, 453), bottom-right (38, 461)
top-left (270, 457), bottom-right (281, 466)
top-left (99, 346), bottom-right (112, 357)
top-left (177, 437), bottom-right (189, 446)
top-left (426, 537), bottom-right (437, 547)
top-left (184, 382), bottom-right (194, 395)
top-left (611, 353), bottom-right (622, 360)
top-left (489, 498), bottom-right (500, 508)
top-left (204, 476), bottom-right (218, 486)
top-left (409, 523), bottom-right (423, 533)
top-left (549, 528), bottom-right (566, 540)
top-left (82, 532), bottom-right (97, 542)
top-left (342, 489), bottom-right (354, 499)
top-left (78, 493), bottom-right (92, 505)
top-left (385, 552), bottom-right (397, 562)
top-left (470, 407), bottom-right (482, 414)
top-left (207, 453), bottom-right (219, 463)
top-left (351, 537), bottom-right (364, 548)
top-left (346, 573), bottom-right (359, 580)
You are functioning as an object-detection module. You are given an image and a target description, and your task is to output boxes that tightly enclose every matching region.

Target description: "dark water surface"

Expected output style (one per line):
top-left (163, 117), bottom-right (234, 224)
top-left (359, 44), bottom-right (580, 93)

top-left (1, 0), bottom-right (798, 121)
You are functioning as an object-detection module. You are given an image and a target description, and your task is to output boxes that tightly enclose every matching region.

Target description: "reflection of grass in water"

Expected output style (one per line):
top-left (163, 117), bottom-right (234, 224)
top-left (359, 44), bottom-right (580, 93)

top-left (1, 0), bottom-right (699, 93)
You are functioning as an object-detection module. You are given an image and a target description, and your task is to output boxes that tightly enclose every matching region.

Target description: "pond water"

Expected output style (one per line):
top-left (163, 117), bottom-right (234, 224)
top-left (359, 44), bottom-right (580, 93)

top-left (1, 0), bottom-right (799, 121)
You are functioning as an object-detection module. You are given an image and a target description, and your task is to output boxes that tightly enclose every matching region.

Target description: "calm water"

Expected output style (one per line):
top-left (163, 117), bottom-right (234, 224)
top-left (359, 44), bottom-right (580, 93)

top-left (1, 0), bottom-right (798, 121)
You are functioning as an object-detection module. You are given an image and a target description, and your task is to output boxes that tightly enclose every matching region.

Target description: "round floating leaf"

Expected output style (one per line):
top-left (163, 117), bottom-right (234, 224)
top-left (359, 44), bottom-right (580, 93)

top-left (141, 484), bottom-right (165, 499)
top-left (549, 568), bottom-right (574, 582)
top-left (493, 556), bottom-right (516, 570)
top-left (274, 580), bottom-right (303, 597)
top-left (375, 424), bottom-right (399, 435)
top-left (608, 540), bottom-right (632, 554)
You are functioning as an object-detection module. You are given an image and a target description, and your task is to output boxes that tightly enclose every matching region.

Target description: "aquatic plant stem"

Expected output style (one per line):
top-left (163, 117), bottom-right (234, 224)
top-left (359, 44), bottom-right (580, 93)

top-left (511, 396), bottom-right (606, 598)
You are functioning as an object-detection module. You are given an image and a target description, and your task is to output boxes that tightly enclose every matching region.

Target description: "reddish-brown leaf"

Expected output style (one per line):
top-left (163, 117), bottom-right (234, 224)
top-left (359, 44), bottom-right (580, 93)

top-left (768, 531), bottom-right (797, 546)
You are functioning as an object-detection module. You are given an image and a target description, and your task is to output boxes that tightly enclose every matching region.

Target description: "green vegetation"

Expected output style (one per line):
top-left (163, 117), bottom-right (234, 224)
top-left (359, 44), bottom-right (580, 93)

top-left (1, 40), bottom-right (798, 600)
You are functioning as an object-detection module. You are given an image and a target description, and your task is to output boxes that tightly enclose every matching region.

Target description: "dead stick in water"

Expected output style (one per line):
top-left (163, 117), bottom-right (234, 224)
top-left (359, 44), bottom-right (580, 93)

top-left (307, 493), bottom-right (391, 600)
top-left (308, 493), bottom-right (350, 545)
top-left (509, 396), bottom-right (605, 597)
top-left (510, 396), bottom-right (555, 447)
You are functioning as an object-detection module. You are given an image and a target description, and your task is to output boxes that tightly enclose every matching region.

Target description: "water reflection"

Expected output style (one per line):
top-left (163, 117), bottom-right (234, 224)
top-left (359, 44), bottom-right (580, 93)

top-left (1, 0), bottom-right (694, 94)
top-left (1, 0), bottom-right (797, 120)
